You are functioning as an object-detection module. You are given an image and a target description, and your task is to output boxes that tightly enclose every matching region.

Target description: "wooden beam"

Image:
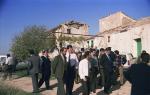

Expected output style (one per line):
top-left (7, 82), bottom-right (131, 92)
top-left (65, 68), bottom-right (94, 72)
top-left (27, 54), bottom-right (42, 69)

top-left (49, 31), bottom-right (103, 37)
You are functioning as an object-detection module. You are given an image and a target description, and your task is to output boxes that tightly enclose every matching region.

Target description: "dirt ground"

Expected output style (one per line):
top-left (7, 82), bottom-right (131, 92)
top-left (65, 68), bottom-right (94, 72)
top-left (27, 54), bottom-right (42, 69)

top-left (2, 76), bottom-right (131, 95)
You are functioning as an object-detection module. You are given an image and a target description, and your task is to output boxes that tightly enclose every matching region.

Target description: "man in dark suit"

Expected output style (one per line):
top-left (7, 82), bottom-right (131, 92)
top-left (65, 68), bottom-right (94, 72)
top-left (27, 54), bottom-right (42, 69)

top-left (90, 49), bottom-right (99, 93)
top-left (28, 49), bottom-right (40, 93)
top-left (98, 48), bottom-right (105, 87)
top-left (124, 53), bottom-right (150, 95)
top-left (107, 47), bottom-right (117, 85)
top-left (65, 45), bottom-right (78, 95)
top-left (38, 50), bottom-right (51, 90)
top-left (52, 47), bottom-right (67, 95)
top-left (101, 48), bottom-right (114, 94)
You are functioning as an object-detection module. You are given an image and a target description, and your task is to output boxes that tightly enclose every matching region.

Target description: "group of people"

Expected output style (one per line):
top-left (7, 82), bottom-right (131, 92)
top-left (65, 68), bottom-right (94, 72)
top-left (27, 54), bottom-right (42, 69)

top-left (0, 54), bottom-right (17, 80)
top-left (78, 47), bottom-right (126, 95)
top-left (27, 49), bottom-right (51, 93)
top-left (23, 45), bottom-right (150, 95)
top-left (52, 46), bottom-right (127, 95)
top-left (52, 45), bottom-right (150, 95)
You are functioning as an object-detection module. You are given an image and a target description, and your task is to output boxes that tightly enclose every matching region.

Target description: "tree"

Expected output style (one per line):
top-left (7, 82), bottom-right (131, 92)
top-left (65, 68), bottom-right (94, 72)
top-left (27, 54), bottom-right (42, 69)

top-left (11, 25), bottom-right (56, 61)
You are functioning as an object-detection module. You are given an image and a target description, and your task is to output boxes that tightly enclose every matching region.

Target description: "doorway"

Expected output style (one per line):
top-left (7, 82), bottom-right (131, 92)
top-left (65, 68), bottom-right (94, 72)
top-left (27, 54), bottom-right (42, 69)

top-left (135, 38), bottom-right (142, 56)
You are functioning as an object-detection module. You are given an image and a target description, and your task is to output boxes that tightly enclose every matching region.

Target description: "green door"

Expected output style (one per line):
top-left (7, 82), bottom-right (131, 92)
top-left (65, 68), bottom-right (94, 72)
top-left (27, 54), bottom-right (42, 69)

top-left (136, 38), bottom-right (142, 56)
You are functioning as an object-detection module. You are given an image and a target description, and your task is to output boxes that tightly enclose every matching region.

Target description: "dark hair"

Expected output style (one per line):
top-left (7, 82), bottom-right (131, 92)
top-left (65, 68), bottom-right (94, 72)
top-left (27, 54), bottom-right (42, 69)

top-left (106, 47), bottom-right (111, 51)
top-left (83, 51), bottom-right (90, 58)
top-left (42, 49), bottom-right (49, 53)
top-left (81, 48), bottom-right (84, 52)
top-left (141, 53), bottom-right (150, 63)
top-left (29, 49), bottom-right (35, 55)
top-left (114, 50), bottom-right (119, 55)
top-left (142, 50), bottom-right (146, 54)
top-left (6, 54), bottom-right (10, 57)
top-left (100, 48), bottom-right (105, 51)
top-left (60, 47), bottom-right (66, 52)
top-left (105, 47), bottom-right (110, 51)
top-left (67, 45), bottom-right (72, 49)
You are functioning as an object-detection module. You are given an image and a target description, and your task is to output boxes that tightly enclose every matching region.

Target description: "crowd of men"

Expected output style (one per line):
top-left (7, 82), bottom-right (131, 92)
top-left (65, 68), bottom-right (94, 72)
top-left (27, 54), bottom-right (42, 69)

top-left (1, 45), bottom-right (150, 95)
top-left (52, 45), bottom-right (150, 95)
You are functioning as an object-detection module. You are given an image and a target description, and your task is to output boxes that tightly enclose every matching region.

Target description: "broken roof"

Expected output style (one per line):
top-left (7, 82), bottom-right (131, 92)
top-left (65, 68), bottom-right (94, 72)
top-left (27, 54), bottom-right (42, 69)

top-left (64, 20), bottom-right (88, 29)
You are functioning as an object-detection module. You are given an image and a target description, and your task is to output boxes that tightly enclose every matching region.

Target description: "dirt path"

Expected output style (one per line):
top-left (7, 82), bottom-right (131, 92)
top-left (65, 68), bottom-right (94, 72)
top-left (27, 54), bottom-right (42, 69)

top-left (3, 77), bottom-right (131, 95)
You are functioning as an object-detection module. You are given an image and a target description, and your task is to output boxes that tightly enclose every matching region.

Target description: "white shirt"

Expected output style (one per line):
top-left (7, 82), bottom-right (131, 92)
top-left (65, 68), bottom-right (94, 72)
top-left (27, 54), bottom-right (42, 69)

top-left (78, 58), bottom-right (89, 80)
top-left (6, 57), bottom-right (13, 65)
top-left (66, 52), bottom-right (79, 67)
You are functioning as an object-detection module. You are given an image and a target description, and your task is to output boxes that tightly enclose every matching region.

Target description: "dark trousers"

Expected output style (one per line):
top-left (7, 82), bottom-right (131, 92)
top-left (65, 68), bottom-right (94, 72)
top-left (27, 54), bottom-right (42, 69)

top-left (3, 65), bottom-right (13, 80)
top-left (66, 66), bottom-right (76, 95)
top-left (57, 77), bottom-right (65, 95)
top-left (31, 73), bottom-right (39, 92)
top-left (90, 70), bottom-right (97, 92)
top-left (81, 79), bottom-right (90, 95)
top-left (104, 71), bottom-right (113, 92)
top-left (38, 73), bottom-right (50, 89)
top-left (112, 67), bottom-right (118, 84)
top-left (99, 68), bottom-right (105, 86)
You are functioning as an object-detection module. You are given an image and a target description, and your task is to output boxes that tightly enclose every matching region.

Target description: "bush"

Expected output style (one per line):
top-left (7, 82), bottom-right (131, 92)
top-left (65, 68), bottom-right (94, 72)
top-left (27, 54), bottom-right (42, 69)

top-left (0, 81), bottom-right (39, 95)
top-left (15, 70), bottom-right (29, 77)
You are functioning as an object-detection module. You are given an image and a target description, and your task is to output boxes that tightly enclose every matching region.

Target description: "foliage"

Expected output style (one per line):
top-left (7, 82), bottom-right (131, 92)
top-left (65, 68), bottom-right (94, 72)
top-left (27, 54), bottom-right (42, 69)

top-left (0, 82), bottom-right (38, 95)
top-left (11, 25), bottom-right (56, 61)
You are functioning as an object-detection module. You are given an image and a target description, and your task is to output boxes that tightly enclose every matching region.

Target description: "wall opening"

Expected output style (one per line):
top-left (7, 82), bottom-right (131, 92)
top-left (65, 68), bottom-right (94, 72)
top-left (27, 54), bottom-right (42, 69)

top-left (67, 29), bottom-right (71, 34)
top-left (135, 38), bottom-right (142, 56)
top-left (91, 40), bottom-right (94, 48)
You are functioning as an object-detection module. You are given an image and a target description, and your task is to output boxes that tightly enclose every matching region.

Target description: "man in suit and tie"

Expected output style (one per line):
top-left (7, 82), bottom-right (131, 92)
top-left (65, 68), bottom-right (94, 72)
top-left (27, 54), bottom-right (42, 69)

top-left (52, 47), bottom-right (67, 95)
top-left (98, 48), bottom-right (105, 87)
top-left (38, 50), bottom-right (51, 90)
top-left (66, 45), bottom-right (79, 95)
top-left (28, 49), bottom-right (40, 93)
top-left (101, 48), bottom-right (114, 94)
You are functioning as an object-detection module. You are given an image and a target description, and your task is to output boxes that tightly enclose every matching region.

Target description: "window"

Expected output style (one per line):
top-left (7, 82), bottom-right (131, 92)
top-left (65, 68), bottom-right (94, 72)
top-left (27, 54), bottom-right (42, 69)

top-left (87, 41), bottom-right (89, 47)
top-left (108, 36), bottom-right (110, 43)
top-left (91, 40), bottom-right (94, 47)
top-left (67, 29), bottom-right (71, 34)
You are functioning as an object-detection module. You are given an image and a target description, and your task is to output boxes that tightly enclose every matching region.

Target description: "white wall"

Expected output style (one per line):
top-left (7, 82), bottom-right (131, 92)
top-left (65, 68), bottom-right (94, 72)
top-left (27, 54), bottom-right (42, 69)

top-left (93, 23), bottom-right (150, 57)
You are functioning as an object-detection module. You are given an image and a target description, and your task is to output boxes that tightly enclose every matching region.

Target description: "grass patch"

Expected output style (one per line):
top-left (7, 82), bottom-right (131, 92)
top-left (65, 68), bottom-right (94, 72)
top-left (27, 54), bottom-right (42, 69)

top-left (14, 70), bottom-right (56, 80)
top-left (15, 70), bottom-right (29, 77)
top-left (0, 81), bottom-right (40, 95)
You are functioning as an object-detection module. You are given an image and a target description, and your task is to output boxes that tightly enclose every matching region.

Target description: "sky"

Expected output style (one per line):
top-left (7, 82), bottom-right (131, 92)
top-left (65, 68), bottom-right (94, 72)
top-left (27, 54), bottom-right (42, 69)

top-left (0, 0), bottom-right (150, 54)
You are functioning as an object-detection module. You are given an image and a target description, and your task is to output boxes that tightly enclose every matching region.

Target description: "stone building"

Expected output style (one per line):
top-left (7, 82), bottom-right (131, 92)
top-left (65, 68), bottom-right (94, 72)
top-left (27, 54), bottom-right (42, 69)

top-left (88, 12), bottom-right (150, 57)
top-left (48, 20), bottom-right (89, 49)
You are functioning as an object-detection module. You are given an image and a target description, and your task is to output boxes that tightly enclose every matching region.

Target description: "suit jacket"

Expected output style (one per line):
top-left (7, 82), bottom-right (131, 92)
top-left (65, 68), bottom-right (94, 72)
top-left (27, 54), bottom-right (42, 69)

top-left (40, 56), bottom-right (51, 75)
top-left (52, 54), bottom-right (67, 78)
top-left (101, 54), bottom-right (113, 73)
top-left (109, 51), bottom-right (116, 62)
top-left (124, 63), bottom-right (150, 95)
top-left (28, 55), bottom-right (40, 75)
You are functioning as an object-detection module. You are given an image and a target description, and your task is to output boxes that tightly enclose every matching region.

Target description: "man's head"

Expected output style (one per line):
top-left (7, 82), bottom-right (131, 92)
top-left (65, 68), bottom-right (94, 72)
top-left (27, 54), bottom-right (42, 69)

top-left (141, 53), bottom-right (150, 63)
top-left (81, 48), bottom-right (84, 52)
top-left (60, 47), bottom-right (67, 55)
top-left (67, 45), bottom-right (73, 53)
top-left (43, 50), bottom-right (49, 57)
top-left (6, 53), bottom-right (10, 58)
top-left (90, 49), bottom-right (96, 56)
top-left (114, 50), bottom-right (119, 55)
top-left (142, 50), bottom-right (146, 54)
top-left (100, 48), bottom-right (105, 55)
top-left (83, 51), bottom-right (91, 60)
top-left (105, 47), bottom-right (110, 54)
top-left (29, 49), bottom-right (35, 55)
top-left (107, 47), bottom-right (111, 51)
